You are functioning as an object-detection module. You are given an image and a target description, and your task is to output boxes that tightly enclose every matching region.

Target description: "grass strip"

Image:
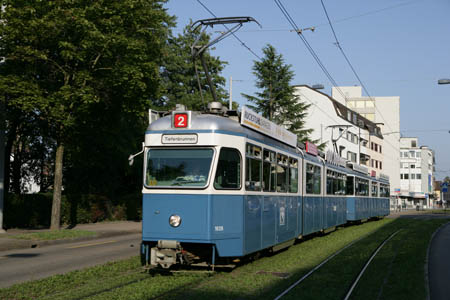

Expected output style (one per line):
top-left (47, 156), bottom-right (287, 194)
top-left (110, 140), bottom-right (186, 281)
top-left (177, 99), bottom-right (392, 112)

top-left (11, 229), bottom-right (97, 241)
top-left (350, 218), bottom-right (448, 300)
top-left (0, 256), bottom-right (141, 300)
top-left (166, 218), bottom-right (394, 300)
top-left (0, 255), bottom-right (210, 300)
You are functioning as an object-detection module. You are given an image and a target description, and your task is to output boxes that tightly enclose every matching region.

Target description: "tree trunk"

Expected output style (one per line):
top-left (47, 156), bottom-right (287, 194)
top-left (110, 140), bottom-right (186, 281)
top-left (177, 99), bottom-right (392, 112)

top-left (11, 137), bottom-right (22, 194)
top-left (50, 142), bottom-right (64, 230)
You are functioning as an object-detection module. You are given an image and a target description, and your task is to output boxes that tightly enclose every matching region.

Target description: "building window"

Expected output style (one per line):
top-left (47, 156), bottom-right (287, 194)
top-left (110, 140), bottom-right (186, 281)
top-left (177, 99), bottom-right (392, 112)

top-left (411, 174), bottom-right (416, 180)
top-left (380, 161), bottom-right (382, 170)
top-left (366, 114), bottom-right (375, 121)
top-left (400, 174), bottom-right (404, 179)
top-left (379, 145), bottom-right (382, 153)
top-left (404, 174), bottom-right (409, 180)
top-left (411, 140), bottom-right (417, 147)
top-left (417, 174), bottom-right (421, 180)
top-left (347, 111), bottom-right (351, 121)
top-left (410, 164), bottom-right (415, 169)
top-left (347, 151), bottom-right (357, 163)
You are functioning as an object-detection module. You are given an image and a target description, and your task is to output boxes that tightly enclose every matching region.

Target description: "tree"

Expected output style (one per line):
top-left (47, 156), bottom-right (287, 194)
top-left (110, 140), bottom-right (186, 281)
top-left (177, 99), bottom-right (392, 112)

top-left (0, 0), bottom-right (174, 229)
top-left (242, 44), bottom-right (313, 144)
top-left (159, 23), bottom-right (228, 111)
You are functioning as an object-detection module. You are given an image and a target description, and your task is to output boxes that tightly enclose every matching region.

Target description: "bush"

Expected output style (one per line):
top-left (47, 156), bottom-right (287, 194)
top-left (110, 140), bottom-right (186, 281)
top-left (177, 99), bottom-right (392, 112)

top-left (5, 192), bottom-right (142, 229)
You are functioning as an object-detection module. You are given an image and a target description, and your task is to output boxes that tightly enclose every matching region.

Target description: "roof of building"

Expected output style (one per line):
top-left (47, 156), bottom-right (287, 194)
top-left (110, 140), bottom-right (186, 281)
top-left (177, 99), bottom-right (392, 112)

top-left (293, 85), bottom-right (384, 139)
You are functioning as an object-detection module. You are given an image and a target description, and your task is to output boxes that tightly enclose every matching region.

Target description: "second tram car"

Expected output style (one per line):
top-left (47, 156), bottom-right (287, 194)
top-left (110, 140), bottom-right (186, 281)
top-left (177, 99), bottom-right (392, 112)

top-left (139, 103), bottom-right (390, 269)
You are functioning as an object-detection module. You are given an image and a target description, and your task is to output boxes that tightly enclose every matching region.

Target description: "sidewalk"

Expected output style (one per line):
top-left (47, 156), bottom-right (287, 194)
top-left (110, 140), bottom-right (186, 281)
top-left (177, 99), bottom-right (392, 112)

top-left (428, 222), bottom-right (450, 300)
top-left (0, 221), bottom-right (142, 252)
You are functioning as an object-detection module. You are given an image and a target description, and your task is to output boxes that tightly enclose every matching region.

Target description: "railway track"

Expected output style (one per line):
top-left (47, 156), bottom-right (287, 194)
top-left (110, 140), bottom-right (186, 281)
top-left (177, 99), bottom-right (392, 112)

top-left (274, 229), bottom-right (402, 300)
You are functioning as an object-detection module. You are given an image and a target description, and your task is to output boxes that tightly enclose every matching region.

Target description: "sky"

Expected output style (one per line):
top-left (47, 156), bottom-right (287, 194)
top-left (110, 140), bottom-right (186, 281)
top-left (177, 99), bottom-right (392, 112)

top-left (164, 0), bottom-right (450, 180)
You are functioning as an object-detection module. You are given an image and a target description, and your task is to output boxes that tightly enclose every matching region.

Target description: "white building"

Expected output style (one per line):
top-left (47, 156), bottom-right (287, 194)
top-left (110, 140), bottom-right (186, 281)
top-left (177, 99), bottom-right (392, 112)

top-left (399, 137), bottom-right (435, 208)
top-left (331, 86), bottom-right (400, 208)
top-left (294, 85), bottom-right (384, 175)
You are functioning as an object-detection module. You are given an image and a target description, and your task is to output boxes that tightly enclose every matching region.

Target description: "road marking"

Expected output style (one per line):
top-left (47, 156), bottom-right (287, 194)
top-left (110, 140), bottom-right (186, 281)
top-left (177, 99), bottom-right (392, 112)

top-left (66, 240), bottom-right (117, 249)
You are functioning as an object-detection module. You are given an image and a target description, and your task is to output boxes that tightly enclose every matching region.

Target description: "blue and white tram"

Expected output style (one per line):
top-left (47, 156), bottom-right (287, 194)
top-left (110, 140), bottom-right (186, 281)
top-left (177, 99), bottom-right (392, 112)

top-left (345, 165), bottom-right (390, 221)
top-left (139, 104), bottom-right (389, 269)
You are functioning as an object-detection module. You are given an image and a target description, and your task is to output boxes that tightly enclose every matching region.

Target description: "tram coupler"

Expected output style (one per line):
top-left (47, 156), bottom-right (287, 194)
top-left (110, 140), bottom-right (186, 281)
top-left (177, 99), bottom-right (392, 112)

top-left (150, 240), bottom-right (183, 269)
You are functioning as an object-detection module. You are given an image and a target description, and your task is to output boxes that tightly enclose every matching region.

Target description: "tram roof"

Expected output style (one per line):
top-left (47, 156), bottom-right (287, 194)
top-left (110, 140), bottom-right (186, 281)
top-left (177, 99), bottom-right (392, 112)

top-left (147, 112), bottom-right (302, 157)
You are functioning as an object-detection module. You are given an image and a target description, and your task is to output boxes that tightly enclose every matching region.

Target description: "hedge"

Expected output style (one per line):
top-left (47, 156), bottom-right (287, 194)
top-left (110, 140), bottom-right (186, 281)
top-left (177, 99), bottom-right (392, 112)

top-left (4, 193), bottom-right (141, 229)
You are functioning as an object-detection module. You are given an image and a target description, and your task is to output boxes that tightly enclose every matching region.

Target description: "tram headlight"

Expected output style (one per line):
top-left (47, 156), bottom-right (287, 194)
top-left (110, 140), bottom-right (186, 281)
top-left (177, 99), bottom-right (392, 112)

top-left (169, 215), bottom-right (181, 227)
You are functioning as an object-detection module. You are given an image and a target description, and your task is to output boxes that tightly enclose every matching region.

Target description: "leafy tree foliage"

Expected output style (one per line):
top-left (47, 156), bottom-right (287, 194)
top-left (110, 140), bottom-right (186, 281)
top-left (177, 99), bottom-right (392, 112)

top-left (242, 44), bottom-right (313, 144)
top-left (0, 0), bottom-right (174, 229)
top-left (159, 24), bottom-right (228, 111)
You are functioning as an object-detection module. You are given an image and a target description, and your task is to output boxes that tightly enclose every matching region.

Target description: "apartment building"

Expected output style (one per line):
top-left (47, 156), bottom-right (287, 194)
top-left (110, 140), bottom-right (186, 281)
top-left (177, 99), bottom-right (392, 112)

top-left (294, 85), bottom-right (384, 177)
top-left (399, 137), bottom-right (435, 208)
top-left (332, 86), bottom-right (400, 208)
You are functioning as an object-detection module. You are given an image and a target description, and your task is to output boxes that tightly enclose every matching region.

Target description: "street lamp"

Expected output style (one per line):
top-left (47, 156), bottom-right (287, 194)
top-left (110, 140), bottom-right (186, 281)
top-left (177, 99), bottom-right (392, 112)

top-left (438, 79), bottom-right (450, 85)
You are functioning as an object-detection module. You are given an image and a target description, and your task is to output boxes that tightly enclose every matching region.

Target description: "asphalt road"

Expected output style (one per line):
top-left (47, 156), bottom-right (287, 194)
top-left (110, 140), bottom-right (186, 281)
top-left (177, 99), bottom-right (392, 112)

top-left (0, 233), bottom-right (141, 288)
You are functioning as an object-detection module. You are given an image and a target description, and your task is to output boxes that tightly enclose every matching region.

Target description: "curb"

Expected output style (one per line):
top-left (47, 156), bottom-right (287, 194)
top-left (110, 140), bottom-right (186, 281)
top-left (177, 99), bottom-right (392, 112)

top-left (0, 230), bottom-right (141, 252)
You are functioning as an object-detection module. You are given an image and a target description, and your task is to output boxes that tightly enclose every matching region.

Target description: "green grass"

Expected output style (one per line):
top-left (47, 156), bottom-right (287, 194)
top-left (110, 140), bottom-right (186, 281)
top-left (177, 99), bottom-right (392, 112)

top-left (0, 255), bottom-right (209, 300)
top-left (1, 217), bottom-right (446, 300)
top-left (11, 229), bottom-right (97, 241)
top-left (167, 218), bottom-right (395, 300)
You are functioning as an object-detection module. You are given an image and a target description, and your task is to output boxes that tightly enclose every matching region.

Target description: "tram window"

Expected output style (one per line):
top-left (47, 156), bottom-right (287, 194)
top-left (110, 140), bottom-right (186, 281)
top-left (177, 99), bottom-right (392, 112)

top-left (339, 173), bottom-right (347, 195)
top-left (306, 163), bottom-right (321, 194)
top-left (356, 178), bottom-right (369, 196)
top-left (289, 158), bottom-right (298, 193)
top-left (245, 144), bottom-right (262, 191)
top-left (276, 154), bottom-right (288, 192)
top-left (326, 170), bottom-right (333, 195)
top-left (327, 170), bottom-right (347, 195)
top-left (346, 176), bottom-right (354, 195)
top-left (371, 182), bottom-right (378, 197)
top-left (214, 148), bottom-right (241, 190)
top-left (380, 185), bottom-right (390, 197)
top-left (263, 149), bottom-right (276, 192)
top-left (145, 148), bottom-right (214, 188)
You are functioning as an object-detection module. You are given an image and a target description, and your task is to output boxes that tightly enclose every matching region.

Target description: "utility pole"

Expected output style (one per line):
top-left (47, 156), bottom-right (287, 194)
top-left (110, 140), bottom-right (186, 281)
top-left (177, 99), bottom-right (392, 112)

top-left (228, 77), bottom-right (244, 110)
top-left (229, 76), bottom-right (232, 110)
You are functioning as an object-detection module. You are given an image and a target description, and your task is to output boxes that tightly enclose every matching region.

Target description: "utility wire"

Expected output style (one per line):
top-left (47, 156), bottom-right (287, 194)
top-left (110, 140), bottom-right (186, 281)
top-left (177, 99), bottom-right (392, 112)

top-left (320, 0), bottom-right (396, 135)
top-left (273, 0), bottom-right (348, 102)
top-left (273, 0), bottom-right (401, 154)
top-left (196, 0), bottom-right (262, 60)
top-left (217, 0), bottom-right (420, 33)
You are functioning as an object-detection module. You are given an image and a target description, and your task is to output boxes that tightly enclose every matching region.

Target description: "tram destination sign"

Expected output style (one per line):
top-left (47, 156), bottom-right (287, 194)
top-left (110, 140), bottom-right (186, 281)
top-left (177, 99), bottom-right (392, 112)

top-left (162, 134), bottom-right (198, 144)
top-left (241, 107), bottom-right (297, 147)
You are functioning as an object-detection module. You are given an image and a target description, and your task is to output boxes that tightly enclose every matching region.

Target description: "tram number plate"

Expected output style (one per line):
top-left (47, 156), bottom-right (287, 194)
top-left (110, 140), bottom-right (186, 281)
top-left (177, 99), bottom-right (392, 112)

top-left (162, 134), bottom-right (198, 144)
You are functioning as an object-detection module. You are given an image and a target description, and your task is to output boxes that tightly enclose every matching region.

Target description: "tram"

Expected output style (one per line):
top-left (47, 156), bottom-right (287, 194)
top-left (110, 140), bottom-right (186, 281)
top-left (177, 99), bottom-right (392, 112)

top-left (135, 103), bottom-right (390, 269)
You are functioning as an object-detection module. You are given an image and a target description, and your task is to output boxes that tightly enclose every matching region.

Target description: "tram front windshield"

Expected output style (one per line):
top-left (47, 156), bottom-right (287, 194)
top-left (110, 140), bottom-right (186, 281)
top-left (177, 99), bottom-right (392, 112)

top-left (145, 148), bottom-right (214, 187)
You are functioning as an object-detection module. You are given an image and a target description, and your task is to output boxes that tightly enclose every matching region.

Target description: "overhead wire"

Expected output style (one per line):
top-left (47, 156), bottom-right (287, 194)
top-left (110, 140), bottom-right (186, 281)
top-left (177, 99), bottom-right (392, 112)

top-left (320, 0), bottom-right (396, 136)
top-left (273, 0), bottom-right (349, 104)
top-left (196, 0), bottom-right (262, 60)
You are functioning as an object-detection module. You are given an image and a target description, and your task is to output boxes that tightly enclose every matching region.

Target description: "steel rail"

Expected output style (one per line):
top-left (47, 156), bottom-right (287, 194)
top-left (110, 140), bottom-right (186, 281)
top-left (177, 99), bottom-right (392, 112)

top-left (273, 234), bottom-right (365, 300)
top-left (343, 229), bottom-right (402, 300)
top-left (274, 228), bottom-right (401, 300)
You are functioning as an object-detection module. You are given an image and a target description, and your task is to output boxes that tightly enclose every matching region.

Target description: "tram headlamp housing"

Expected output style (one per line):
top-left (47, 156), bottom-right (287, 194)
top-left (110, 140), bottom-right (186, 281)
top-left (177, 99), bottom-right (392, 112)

top-left (169, 215), bottom-right (181, 227)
